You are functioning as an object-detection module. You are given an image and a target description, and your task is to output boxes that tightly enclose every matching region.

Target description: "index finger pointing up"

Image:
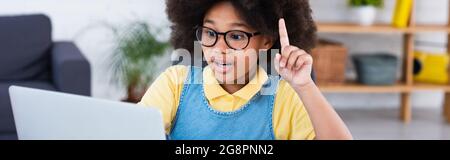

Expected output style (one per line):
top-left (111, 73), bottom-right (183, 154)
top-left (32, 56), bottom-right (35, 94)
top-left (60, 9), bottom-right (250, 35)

top-left (279, 18), bottom-right (290, 48)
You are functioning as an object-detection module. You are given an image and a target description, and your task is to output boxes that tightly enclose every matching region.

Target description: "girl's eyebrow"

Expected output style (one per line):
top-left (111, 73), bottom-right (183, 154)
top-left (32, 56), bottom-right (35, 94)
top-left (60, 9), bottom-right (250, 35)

top-left (204, 19), bottom-right (250, 29)
top-left (204, 19), bottom-right (215, 25)
top-left (230, 22), bottom-right (249, 28)
top-left (203, 19), bottom-right (214, 24)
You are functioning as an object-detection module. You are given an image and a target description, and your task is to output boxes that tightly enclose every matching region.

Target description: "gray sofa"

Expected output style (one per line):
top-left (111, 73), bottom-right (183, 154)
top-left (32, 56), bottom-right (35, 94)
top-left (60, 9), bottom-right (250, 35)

top-left (0, 14), bottom-right (91, 140)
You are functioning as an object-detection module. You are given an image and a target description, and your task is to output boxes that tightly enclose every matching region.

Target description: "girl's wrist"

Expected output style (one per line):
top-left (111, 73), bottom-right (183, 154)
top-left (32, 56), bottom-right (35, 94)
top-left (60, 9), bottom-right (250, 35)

top-left (293, 79), bottom-right (316, 93)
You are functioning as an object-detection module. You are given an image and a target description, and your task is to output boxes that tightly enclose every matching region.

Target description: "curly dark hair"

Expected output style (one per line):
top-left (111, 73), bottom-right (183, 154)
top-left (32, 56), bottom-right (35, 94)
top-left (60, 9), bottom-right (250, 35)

top-left (166, 0), bottom-right (317, 55)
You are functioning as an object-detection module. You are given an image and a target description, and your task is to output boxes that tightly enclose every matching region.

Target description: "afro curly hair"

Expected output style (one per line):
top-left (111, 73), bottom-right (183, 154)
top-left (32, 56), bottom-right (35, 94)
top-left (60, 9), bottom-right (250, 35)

top-left (166, 0), bottom-right (317, 54)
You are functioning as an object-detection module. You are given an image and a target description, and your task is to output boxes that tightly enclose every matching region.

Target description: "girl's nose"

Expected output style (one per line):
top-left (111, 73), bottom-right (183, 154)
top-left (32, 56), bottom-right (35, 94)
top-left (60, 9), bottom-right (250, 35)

top-left (215, 35), bottom-right (230, 54)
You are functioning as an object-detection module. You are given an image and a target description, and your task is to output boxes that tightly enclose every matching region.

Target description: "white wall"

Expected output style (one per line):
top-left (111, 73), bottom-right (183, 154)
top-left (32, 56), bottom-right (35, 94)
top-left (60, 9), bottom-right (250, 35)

top-left (0, 0), bottom-right (447, 109)
top-left (0, 0), bottom-right (172, 100)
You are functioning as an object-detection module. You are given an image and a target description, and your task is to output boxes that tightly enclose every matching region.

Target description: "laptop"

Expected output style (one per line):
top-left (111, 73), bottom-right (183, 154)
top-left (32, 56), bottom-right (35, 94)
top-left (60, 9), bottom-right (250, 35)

top-left (8, 86), bottom-right (166, 140)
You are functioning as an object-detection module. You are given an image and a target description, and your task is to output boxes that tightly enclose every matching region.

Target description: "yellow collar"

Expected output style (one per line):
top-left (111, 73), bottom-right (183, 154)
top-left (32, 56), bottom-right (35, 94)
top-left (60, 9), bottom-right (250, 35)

top-left (203, 65), bottom-right (268, 101)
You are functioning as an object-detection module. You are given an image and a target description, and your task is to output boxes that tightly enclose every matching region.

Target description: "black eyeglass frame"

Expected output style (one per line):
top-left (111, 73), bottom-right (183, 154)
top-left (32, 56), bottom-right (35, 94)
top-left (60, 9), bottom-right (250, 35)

top-left (195, 26), bottom-right (261, 50)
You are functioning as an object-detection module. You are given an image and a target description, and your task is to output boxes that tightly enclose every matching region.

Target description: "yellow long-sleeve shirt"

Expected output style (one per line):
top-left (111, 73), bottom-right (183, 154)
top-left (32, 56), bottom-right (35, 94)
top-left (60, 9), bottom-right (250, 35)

top-left (138, 65), bottom-right (315, 140)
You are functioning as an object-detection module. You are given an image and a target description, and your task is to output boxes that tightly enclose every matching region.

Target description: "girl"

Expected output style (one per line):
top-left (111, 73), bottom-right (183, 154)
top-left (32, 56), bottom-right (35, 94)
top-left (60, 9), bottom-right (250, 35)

top-left (138, 0), bottom-right (352, 140)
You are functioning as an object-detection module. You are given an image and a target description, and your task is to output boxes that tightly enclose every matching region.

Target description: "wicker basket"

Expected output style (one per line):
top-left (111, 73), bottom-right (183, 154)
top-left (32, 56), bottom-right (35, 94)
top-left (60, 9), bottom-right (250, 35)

top-left (311, 40), bottom-right (348, 85)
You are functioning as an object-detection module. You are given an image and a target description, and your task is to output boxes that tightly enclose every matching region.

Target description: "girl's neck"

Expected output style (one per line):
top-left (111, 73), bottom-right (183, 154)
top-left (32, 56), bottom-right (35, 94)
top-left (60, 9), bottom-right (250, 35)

top-left (220, 83), bottom-right (246, 94)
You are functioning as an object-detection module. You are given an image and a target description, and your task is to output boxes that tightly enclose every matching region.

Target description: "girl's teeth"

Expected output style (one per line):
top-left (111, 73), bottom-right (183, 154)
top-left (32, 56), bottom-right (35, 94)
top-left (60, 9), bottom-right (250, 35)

top-left (215, 62), bottom-right (231, 66)
top-left (214, 61), bottom-right (233, 73)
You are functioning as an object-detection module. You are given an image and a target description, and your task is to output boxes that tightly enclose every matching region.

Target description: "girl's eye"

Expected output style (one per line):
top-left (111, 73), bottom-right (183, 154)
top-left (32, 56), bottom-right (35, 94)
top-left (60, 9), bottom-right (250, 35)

top-left (206, 30), bottom-right (216, 37)
top-left (229, 33), bottom-right (245, 41)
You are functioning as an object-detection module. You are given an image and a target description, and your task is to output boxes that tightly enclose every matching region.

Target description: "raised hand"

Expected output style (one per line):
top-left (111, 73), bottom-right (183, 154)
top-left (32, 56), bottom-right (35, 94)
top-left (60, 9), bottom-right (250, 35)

top-left (274, 18), bottom-right (314, 88)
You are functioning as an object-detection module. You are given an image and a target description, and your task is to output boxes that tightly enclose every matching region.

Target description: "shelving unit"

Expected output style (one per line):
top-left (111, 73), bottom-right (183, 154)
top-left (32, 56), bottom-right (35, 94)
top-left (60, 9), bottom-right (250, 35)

top-left (316, 0), bottom-right (450, 123)
top-left (317, 23), bottom-right (450, 33)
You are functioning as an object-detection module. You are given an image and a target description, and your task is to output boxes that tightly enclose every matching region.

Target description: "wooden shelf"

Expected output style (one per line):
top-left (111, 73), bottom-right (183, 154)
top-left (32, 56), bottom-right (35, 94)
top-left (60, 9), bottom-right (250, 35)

top-left (317, 23), bottom-right (409, 33)
top-left (318, 82), bottom-right (450, 93)
top-left (412, 25), bottom-right (450, 33)
top-left (317, 23), bottom-right (450, 33)
top-left (318, 82), bottom-right (408, 93)
top-left (412, 83), bottom-right (450, 91)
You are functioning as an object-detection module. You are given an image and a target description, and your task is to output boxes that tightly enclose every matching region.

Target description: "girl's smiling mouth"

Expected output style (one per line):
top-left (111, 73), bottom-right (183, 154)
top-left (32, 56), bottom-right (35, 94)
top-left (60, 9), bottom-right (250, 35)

top-left (211, 57), bottom-right (234, 74)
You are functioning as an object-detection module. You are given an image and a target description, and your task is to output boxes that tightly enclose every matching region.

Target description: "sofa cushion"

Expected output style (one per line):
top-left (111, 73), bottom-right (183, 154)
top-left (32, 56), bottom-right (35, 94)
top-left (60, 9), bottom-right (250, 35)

top-left (0, 81), bottom-right (55, 133)
top-left (0, 14), bottom-right (52, 81)
top-left (0, 133), bottom-right (17, 140)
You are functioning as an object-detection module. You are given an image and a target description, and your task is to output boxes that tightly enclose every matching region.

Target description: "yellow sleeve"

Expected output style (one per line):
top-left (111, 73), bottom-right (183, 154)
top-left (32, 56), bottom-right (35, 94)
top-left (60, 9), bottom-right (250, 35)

top-left (137, 65), bottom-right (188, 133)
top-left (273, 80), bottom-right (316, 140)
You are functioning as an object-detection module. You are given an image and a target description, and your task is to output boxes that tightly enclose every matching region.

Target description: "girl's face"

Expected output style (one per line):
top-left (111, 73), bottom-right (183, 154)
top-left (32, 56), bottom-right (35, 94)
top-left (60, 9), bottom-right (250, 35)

top-left (201, 1), bottom-right (273, 84)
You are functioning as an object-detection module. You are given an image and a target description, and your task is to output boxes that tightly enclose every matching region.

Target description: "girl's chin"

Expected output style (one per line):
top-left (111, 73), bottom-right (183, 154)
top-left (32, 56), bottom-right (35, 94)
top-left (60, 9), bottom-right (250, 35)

top-left (214, 72), bottom-right (233, 83)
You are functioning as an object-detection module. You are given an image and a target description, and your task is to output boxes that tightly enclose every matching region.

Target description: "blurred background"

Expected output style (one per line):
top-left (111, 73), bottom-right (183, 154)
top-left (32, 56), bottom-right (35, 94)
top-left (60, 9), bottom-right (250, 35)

top-left (0, 0), bottom-right (449, 140)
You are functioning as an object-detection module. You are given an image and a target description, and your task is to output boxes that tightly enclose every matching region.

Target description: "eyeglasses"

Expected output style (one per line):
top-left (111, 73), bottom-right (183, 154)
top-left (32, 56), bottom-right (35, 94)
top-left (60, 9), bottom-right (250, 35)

top-left (195, 26), bottom-right (261, 50)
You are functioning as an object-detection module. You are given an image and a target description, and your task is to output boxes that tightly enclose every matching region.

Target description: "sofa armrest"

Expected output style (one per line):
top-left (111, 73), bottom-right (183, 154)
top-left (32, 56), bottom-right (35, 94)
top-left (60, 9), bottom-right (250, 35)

top-left (51, 42), bottom-right (91, 96)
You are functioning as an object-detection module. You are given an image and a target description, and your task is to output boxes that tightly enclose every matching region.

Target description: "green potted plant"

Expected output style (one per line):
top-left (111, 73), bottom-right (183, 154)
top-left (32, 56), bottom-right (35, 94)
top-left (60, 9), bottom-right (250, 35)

top-left (348, 0), bottom-right (383, 26)
top-left (109, 22), bottom-right (170, 103)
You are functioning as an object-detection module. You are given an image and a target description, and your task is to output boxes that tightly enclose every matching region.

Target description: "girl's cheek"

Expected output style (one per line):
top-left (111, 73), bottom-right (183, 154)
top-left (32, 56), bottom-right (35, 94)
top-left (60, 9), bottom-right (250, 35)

top-left (202, 48), bottom-right (213, 63)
